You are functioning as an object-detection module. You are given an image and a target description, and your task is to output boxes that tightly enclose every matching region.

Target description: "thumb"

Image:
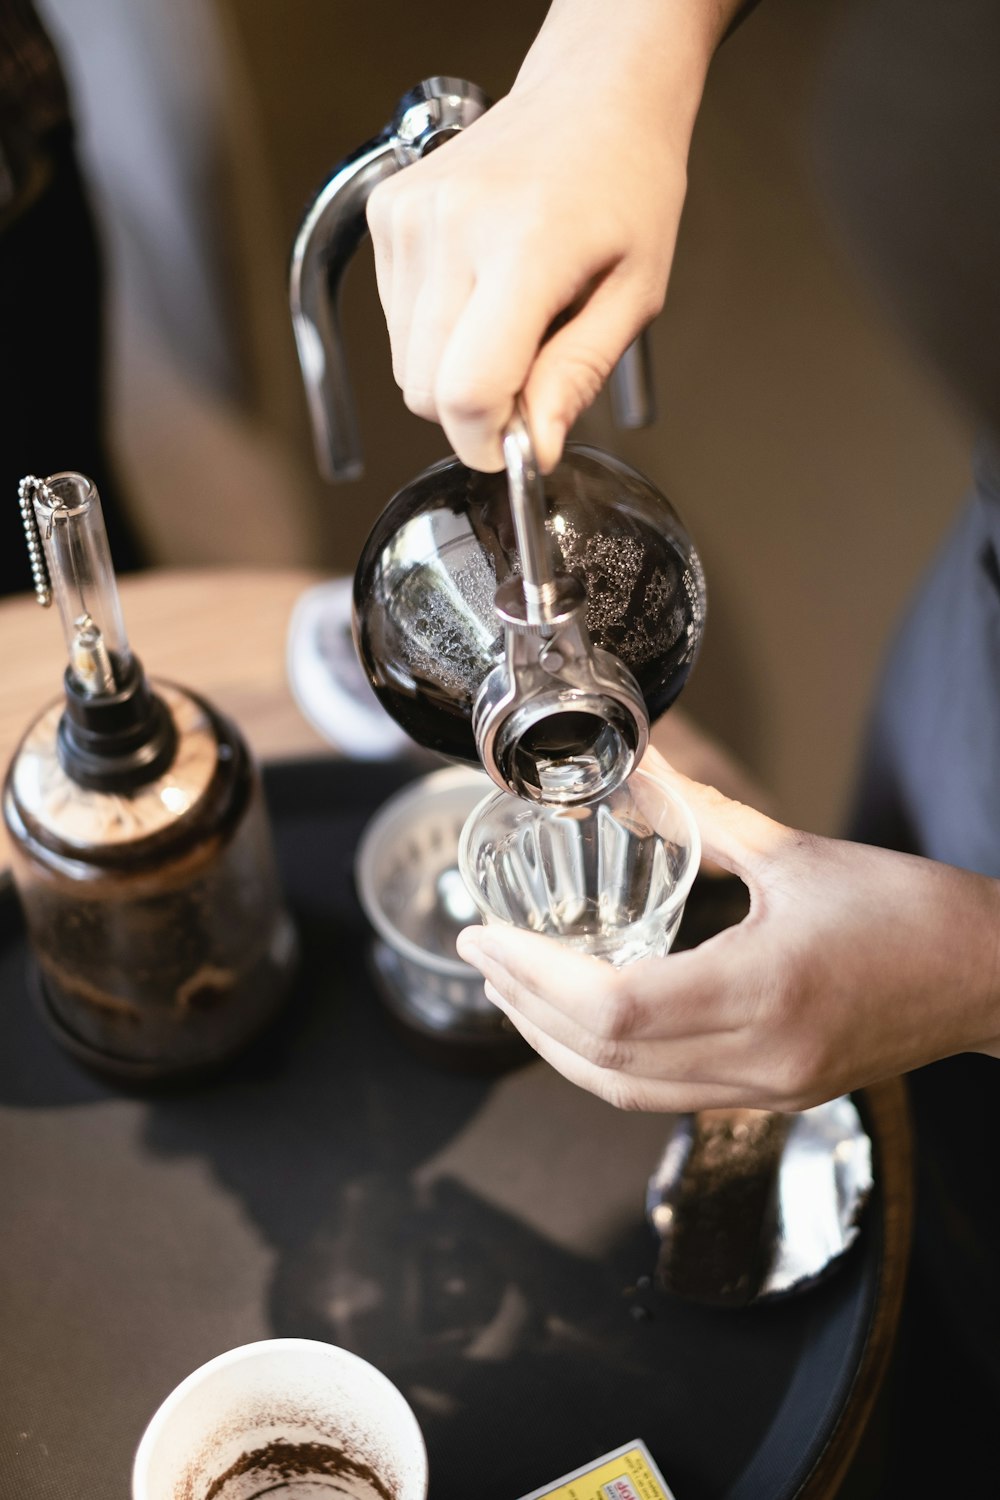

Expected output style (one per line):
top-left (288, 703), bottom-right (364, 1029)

top-left (640, 745), bottom-right (788, 885)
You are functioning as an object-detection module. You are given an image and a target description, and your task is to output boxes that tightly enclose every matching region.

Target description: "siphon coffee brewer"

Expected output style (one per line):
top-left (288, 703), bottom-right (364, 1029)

top-left (291, 79), bottom-right (706, 808)
top-left (288, 79), bottom-right (706, 1055)
top-left (2, 473), bottom-right (298, 1084)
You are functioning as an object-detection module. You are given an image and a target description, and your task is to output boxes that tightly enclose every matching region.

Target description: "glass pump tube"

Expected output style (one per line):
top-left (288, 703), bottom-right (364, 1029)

top-left (32, 472), bottom-right (130, 696)
top-left (18, 470), bottom-right (177, 792)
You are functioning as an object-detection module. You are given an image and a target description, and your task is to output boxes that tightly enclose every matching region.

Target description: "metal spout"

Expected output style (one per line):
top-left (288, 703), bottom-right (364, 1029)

top-left (473, 574), bottom-right (650, 804)
top-left (501, 408), bottom-right (561, 629)
top-left (474, 409), bottom-right (649, 804)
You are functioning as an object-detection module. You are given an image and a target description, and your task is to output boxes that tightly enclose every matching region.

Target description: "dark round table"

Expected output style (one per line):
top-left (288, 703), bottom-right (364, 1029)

top-left (0, 756), bottom-right (911, 1500)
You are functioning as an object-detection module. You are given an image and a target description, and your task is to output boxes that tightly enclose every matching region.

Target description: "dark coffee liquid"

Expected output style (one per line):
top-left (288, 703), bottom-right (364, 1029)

top-left (354, 446), bottom-right (705, 762)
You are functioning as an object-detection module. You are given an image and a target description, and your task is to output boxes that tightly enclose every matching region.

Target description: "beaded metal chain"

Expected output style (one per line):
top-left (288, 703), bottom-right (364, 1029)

top-left (18, 475), bottom-right (55, 608)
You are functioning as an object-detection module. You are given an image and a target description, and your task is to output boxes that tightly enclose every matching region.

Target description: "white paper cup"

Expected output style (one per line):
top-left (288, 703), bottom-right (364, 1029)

top-left (132, 1338), bottom-right (428, 1500)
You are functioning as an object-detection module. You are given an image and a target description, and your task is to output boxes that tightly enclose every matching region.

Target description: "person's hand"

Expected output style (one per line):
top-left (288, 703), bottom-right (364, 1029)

top-left (455, 748), bottom-right (1000, 1112)
top-left (650, 707), bottom-right (776, 819)
top-left (366, 0), bottom-right (730, 473)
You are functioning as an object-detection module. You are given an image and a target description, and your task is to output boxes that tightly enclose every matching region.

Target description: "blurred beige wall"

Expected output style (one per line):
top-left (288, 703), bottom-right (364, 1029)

top-left (51, 0), bottom-right (975, 836)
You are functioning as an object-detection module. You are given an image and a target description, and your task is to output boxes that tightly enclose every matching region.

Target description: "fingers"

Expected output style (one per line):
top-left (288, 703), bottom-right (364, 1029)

top-left (369, 178), bottom-right (426, 388)
top-left (521, 268), bottom-right (662, 471)
top-left (432, 254), bottom-right (589, 470)
top-left (482, 981), bottom-right (762, 1112)
top-left (405, 259), bottom-right (657, 472)
top-left (400, 263), bottom-right (476, 421)
top-left (387, 229), bottom-right (426, 392)
top-left (368, 182), bottom-right (394, 327)
top-left (364, 81), bottom-right (691, 473)
top-left (371, 195), bottom-right (585, 465)
top-left (367, 170), bottom-right (655, 471)
top-left (458, 925), bottom-right (740, 1045)
top-left (465, 926), bottom-right (811, 1112)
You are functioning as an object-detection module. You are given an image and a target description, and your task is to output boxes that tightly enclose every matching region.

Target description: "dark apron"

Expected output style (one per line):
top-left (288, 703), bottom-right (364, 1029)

top-left (850, 442), bottom-right (1000, 1480)
top-left (811, 0), bottom-right (1000, 1477)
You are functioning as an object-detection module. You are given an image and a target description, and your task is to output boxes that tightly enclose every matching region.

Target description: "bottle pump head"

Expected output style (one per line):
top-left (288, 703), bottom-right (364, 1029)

top-left (18, 473), bottom-right (176, 791)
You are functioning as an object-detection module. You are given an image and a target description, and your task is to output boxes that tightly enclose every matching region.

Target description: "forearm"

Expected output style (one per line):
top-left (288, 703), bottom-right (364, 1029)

top-left (900, 857), bottom-right (1000, 1066)
top-left (513, 0), bottom-right (751, 150)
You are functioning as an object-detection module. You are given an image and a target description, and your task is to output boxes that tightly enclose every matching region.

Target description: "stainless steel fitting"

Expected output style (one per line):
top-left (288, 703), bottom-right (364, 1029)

top-left (472, 410), bottom-right (649, 804)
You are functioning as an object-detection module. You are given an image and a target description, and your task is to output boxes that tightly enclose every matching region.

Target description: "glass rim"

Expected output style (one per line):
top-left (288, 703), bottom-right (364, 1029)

top-left (457, 767), bottom-right (703, 935)
top-left (33, 470), bottom-right (99, 520)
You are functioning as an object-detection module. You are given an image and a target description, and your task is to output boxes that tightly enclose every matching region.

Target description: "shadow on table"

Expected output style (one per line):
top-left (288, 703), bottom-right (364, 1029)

top-left (0, 761), bottom-right (863, 1500)
top-left (131, 913), bottom-right (786, 1499)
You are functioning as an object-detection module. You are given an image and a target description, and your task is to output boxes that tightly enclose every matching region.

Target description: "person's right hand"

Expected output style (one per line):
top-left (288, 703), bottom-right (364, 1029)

top-left (456, 749), bottom-right (1000, 1115)
top-left (367, 0), bottom-right (727, 473)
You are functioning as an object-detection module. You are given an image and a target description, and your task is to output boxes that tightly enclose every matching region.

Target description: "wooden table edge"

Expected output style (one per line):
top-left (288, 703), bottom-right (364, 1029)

top-left (795, 1074), bottom-right (913, 1498)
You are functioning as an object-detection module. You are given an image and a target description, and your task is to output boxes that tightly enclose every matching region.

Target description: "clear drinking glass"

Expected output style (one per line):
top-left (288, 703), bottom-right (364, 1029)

top-left (458, 770), bottom-right (701, 966)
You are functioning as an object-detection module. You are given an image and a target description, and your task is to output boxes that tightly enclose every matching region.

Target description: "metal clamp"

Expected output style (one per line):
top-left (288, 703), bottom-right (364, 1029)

top-left (473, 409), bottom-right (649, 804)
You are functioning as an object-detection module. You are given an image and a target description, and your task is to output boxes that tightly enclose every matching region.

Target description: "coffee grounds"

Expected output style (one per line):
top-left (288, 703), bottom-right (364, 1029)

top-left (201, 1438), bottom-right (396, 1500)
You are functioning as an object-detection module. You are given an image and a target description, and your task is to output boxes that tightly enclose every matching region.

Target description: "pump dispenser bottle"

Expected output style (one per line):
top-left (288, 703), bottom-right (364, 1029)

top-left (3, 473), bottom-right (297, 1083)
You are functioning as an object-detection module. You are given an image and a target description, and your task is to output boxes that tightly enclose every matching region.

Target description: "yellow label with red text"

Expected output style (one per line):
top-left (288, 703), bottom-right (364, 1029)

top-left (515, 1440), bottom-right (676, 1500)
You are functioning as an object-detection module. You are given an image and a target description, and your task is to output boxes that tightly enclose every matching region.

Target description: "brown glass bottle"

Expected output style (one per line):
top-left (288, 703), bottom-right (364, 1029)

top-left (4, 687), bottom-right (296, 1083)
top-left (8, 473), bottom-right (298, 1084)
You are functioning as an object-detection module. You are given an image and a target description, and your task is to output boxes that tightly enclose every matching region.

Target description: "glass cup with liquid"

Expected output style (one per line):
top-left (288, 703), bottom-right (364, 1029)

top-left (458, 769), bottom-right (701, 966)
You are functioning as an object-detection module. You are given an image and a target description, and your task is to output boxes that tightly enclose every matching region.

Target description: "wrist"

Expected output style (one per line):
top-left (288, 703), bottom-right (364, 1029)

top-left (976, 876), bottom-right (1000, 1057)
top-left (512, 0), bottom-right (730, 153)
top-left (954, 871), bottom-right (1000, 1059)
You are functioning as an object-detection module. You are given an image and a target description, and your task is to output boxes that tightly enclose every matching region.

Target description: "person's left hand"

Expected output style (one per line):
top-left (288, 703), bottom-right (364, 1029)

top-left (456, 749), bottom-right (1000, 1112)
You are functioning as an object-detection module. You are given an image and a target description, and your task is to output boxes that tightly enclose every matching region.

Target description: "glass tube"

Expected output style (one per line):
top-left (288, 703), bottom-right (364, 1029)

top-left (32, 472), bottom-right (131, 694)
